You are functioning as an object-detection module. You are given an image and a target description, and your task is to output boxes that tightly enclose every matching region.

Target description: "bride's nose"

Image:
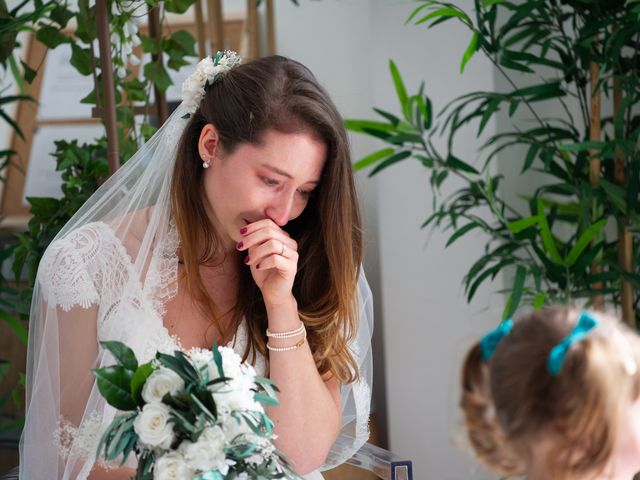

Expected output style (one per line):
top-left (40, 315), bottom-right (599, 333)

top-left (265, 191), bottom-right (295, 227)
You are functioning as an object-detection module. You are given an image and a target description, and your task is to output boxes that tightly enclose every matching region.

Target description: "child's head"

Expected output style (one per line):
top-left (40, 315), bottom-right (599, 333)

top-left (461, 307), bottom-right (640, 480)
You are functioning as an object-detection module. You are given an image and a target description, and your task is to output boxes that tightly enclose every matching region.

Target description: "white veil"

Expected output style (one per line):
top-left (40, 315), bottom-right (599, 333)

top-left (19, 58), bottom-right (373, 479)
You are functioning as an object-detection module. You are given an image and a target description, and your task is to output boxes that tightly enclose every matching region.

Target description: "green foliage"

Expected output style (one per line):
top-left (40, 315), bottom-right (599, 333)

top-left (349, 0), bottom-right (640, 322)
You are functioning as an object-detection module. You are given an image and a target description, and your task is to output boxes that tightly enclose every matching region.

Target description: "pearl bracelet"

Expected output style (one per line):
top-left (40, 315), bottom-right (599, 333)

top-left (266, 333), bottom-right (307, 352)
top-left (266, 322), bottom-right (305, 339)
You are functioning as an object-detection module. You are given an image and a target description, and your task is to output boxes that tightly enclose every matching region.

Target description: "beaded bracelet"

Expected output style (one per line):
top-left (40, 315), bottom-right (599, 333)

top-left (266, 322), bottom-right (305, 339)
top-left (266, 333), bottom-right (307, 352)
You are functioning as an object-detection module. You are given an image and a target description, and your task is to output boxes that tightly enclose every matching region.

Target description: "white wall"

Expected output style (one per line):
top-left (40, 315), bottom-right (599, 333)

top-left (276, 1), bottom-right (503, 479)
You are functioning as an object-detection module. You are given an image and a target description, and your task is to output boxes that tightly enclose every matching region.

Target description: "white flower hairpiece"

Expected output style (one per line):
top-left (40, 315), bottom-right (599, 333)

top-left (182, 50), bottom-right (242, 117)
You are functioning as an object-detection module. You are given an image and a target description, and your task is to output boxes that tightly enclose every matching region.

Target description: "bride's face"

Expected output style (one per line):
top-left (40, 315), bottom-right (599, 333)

top-left (201, 127), bottom-right (326, 250)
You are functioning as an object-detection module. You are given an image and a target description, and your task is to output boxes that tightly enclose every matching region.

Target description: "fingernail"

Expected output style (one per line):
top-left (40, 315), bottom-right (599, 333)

top-left (236, 241), bottom-right (243, 250)
top-left (244, 256), bottom-right (250, 264)
top-left (240, 227), bottom-right (247, 235)
top-left (256, 263), bottom-right (260, 269)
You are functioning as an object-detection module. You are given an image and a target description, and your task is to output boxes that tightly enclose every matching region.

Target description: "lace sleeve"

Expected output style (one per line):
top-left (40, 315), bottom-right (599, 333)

top-left (38, 230), bottom-right (100, 312)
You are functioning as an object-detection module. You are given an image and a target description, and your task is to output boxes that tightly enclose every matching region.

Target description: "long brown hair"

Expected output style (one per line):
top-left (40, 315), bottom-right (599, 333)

top-left (460, 307), bottom-right (640, 479)
top-left (170, 55), bottom-right (362, 383)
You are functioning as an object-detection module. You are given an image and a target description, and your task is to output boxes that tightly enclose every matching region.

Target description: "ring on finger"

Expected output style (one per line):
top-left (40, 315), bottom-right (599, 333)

top-left (280, 241), bottom-right (286, 257)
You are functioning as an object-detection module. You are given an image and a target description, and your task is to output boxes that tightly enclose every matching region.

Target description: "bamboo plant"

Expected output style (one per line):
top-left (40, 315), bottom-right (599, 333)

top-left (347, 0), bottom-right (640, 325)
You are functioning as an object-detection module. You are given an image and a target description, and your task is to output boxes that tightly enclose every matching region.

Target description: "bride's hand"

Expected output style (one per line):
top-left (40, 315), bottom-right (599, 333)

top-left (237, 219), bottom-right (298, 306)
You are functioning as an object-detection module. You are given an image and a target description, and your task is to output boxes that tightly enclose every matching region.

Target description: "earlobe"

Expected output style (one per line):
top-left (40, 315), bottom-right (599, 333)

top-left (198, 123), bottom-right (220, 167)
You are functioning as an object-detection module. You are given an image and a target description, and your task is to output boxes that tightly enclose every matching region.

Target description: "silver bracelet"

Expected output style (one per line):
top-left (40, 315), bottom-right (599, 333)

top-left (266, 322), bottom-right (305, 339)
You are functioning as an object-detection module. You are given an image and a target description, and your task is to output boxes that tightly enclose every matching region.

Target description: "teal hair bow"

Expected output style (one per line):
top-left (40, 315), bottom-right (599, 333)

top-left (480, 319), bottom-right (513, 361)
top-left (547, 310), bottom-right (599, 376)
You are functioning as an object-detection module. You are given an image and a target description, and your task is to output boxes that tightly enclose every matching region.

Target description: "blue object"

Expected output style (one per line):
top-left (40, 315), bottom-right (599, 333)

top-left (480, 319), bottom-right (514, 361)
top-left (547, 310), bottom-right (599, 376)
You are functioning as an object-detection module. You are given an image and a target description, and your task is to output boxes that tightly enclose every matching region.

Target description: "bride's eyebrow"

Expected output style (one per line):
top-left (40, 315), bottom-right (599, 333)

top-left (260, 163), bottom-right (320, 185)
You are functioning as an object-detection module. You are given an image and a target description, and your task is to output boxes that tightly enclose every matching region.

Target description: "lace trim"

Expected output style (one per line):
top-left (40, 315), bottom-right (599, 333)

top-left (144, 218), bottom-right (180, 320)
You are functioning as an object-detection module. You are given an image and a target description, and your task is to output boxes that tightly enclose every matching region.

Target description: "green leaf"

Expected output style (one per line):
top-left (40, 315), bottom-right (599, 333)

top-left (164, 0), bottom-right (193, 14)
top-left (212, 343), bottom-right (224, 377)
top-left (130, 362), bottom-right (155, 406)
top-left (533, 292), bottom-right (545, 309)
top-left (460, 31), bottom-right (479, 73)
top-left (143, 62), bottom-right (172, 92)
top-left (373, 107), bottom-right (400, 126)
top-left (94, 366), bottom-right (136, 410)
top-left (503, 265), bottom-right (526, 319)
top-left (415, 6), bottom-right (470, 26)
top-left (352, 147), bottom-right (395, 171)
top-left (558, 140), bottom-right (606, 152)
top-left (446, 154), bottom-right (479, 174)
top-left (446, 222), bottom-right (481, 247)
top-left (369, 151), bottom-right (412, 177)
top-left (536, 200), bottom-right (563, 265)
top-left (600, 179), bottom-right (627, 214)
top-left (35, 25), bottom-right (69, 48)
top-left (344, 119), bottom-right (395, 134)
top-left (169, 29), bottom-right (196, 57)
top-left (100, 341), bottom-right (138, 372)
top-left (0, 310), bottom-right (27, 344)
top-left (20, 60), bottom-right (36, 84)
top-left (565, 219), bottom-right (606, 266)
top-left (50, 4), bottom-right (74, 28)
top-left (389, 60), bottom-right (408, 111)
top-left (508, 215), bottom-right (539, 234)
top-left (70, 43), bottom-right (93, 76)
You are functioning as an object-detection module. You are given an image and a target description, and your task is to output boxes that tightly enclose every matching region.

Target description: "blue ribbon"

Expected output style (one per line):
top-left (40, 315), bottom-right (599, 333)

top-left (547, 310), bottom-right (599, 376)
top-left (480, 319), bottom-right (514, 361)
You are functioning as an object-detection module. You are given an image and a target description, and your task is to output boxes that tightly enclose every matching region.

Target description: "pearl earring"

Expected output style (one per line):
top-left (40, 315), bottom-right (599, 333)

top-left (202, 160), bottom-right (210, 168)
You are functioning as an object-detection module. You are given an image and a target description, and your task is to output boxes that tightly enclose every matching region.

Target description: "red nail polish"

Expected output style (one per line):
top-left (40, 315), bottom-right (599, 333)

top-left (244, 256), bottom-right (250, 264)
top-left (237, 241), bottom-right (243, 250)
top-left (256, 263), bottom-right (260, 269)
top-left (240, 227), bottom-right (247, 235)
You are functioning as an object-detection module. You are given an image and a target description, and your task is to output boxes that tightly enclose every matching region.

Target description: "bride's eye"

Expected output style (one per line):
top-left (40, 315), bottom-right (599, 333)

top-left (261, 177), bottom-right (279, 187)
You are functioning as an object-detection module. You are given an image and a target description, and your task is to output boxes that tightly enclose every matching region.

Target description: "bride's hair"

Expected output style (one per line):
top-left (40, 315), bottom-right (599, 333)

top-left (460, 306), bottom-right (640, 479)
top-left (171, 55), bottom-right (362, 383)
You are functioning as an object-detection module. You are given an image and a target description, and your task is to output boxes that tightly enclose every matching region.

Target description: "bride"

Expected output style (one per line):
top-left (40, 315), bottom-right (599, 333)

top-left (19, 52), bottom-right (373, 479)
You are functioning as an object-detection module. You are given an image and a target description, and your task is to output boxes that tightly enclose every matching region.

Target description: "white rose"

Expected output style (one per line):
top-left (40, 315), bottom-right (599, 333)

top-left (179, 426), bottom-right (227, 472)
top-left (134, 402), bottom-right (174, 448)
top-left (219, 411), bottom-right (253, 440)
top-left (142, 367), bottom-right (185, 403)
top-left (153, 451), bottom-right (192, 480)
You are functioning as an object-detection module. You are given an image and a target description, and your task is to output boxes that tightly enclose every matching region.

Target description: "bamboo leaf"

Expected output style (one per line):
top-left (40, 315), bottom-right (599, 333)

top-left (389, 60), bottom-right (408, 111)
top-left (370, 151), bottom-right (412, 176)
top-left (533, 292), bottom-right (545, 309)
top-left (446, 222), bottom-right (481, 247)
top-left (508, 215), bottom-right (539, 234)
top-left (353, 147), bottom-right (395, 171)
top-left (503, 265), bottom-right (526, 319)
top-left (446, 154), bottom-right (479, 174)
top-left (344, 119), bottom-right (395, 134)
top-left (536, 200), bottom-right (563, 265)
top-left (460, 32), bottom-right (479, 73)
top-left (565, 220), bottom-right (606, 266)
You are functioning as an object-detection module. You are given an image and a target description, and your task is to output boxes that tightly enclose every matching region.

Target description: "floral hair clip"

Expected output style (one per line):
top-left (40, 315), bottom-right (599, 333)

top-left (547, 310), bottom-right (599, 376)
top-left (480, 319), bottom-right (513, 361)
top-left (181, 50), bottom-right (242, 118)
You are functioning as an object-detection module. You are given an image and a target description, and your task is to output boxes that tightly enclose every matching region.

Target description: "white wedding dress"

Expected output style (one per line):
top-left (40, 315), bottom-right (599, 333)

top-left (20, 218), bottom-right (372, 480)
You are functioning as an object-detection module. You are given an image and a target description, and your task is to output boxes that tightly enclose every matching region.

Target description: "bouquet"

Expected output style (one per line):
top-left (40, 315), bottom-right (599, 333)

top-left (93, 341), bottom-right (298, 480)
